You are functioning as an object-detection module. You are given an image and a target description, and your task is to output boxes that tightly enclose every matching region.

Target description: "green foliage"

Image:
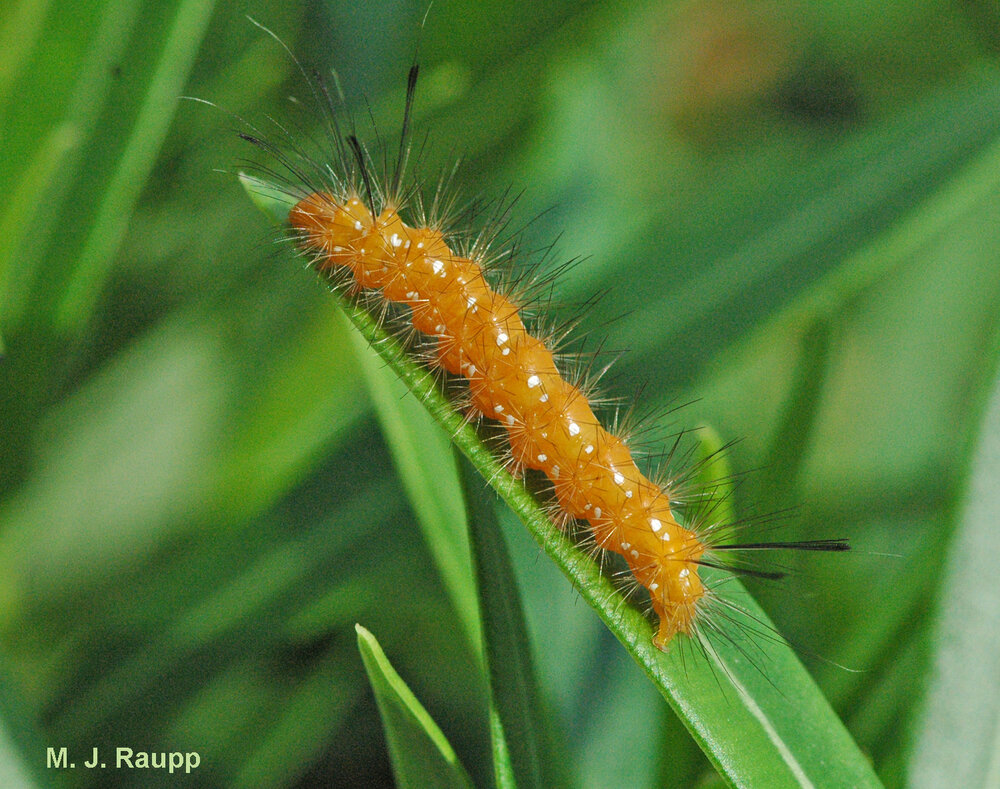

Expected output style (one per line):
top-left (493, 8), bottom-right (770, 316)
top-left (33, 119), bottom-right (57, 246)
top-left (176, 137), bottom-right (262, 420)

top-left (356, 625), bottom-right (474, 789)
top-left (2, 0), bottom-right (999, 786)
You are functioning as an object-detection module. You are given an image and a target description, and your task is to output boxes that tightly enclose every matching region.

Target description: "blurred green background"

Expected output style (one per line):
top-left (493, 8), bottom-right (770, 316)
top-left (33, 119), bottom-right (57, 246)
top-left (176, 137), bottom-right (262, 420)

top-left (2, 0), bottom-right (1000, 786)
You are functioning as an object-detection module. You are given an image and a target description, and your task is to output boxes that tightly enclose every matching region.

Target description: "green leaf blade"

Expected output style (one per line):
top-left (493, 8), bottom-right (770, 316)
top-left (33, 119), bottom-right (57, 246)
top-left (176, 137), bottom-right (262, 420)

top-left (345, 314), bottom-right (482, 659)
top-left (356, 624), bottom-right (474, 789)
top-left (906, 358), bottom-right (1000, 788)
top-left (54, 0), bottom-right (218, 335)
top-left (460, 455), bottom-right (547, 789)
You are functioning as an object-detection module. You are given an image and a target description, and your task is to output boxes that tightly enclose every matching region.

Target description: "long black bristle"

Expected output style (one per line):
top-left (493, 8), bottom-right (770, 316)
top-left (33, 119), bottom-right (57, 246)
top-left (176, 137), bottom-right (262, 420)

top-left (712, 539), bottom-right (851, 552)
top-left (696, 559), bottom-right (786, 581)
top-left (391, 64), bottom-right (419, 200)
top-left (347, 134), bottom-right (377, 219)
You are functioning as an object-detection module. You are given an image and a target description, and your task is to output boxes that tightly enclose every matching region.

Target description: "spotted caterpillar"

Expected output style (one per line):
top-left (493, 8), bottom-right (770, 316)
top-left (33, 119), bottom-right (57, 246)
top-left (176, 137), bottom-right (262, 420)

top-left (290, 185), bottom-right (710, 646)
top-left (240, 55), bottom-right (848, 651)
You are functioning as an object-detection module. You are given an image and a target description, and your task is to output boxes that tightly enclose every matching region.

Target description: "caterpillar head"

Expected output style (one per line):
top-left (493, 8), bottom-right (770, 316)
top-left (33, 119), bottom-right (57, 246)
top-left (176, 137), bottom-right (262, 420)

top-left (651, 559), bottom-right (705, 648)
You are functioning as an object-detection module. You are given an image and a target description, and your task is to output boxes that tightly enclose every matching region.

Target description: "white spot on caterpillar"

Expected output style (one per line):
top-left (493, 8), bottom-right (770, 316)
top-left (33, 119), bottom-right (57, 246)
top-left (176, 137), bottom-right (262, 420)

top-left (551, 466), bottom-right (560, 478)
top-left (613, 472), bottom-right (625, 486)
top-left (496, 332), bottom-right (509, 346)
top-left (540, 393), bottom-right (549, 403)
top-left (630, 549), bottom-right (640, 559)
top-left (466, 363), bottom-right (477, 376)
top-left (621, 541), bottom-right (631, 551)
top-left (584, 444), bottom-right (594, 454)
top-left (467, 296), bottom-right (478, 312)
top-left (506, 414), bottom-right (515, 426)
top-left (660, 531), bottom-right (671, 541)
top-left (625, 490), bottom-right (633, 499)
top-left (583, 503), bottom-right (592, 510)
top-left (649, 582), bottom-right (659, 592)
top-left (432, 259), bottom-right (444, 274)
top-left (537, 453), bottom-right (548, 463)
top-left (435, 324), bottom-right (446, 334)
top-left (354, 220), bottom-right (363, 230)
top-left (594, 507), bottom-right (602, 518)
top-left (650, 518), bottom-right (662, 533)
top-left (526, 375), bottom-right (541, 388)
top-left (679, 568), bottom-right (689, 578)
top-left (390, 233), bottom-right (402, 247)
top-left (494, 404), bottom-right (504, 413)
top-left (502, 348), bottom-right (510, 356)
top-left (417, 242), bottom-right (424, 249)
top-left (541, 432), bottom-right (548, 438)
top-left (332, 246), bottom-right (344, 252)
top-left (568, 421), bottom-right (580, 436)
top-left (406, 291), bottom-right (420, 300)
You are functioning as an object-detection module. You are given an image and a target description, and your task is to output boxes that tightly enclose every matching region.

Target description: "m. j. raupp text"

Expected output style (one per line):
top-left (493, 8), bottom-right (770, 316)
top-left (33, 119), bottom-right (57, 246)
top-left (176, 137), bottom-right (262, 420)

top-left (47, 747), bottom-right (201, 773)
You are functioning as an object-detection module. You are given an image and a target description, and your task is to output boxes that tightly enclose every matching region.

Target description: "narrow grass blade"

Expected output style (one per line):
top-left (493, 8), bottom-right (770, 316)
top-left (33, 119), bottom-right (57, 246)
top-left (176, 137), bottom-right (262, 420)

top-left (459, 455), bottom-right (546, 789)
top-left (907, 355), bottom-right (1000, 788)
top-left (345, 317), bottom-right (481, 659)
top-left (356, 625), bottom-right (474, 789)
top-left (1, 0), bottom-right (144, 332)
top-left (54, 0), bottom-right (217, 334)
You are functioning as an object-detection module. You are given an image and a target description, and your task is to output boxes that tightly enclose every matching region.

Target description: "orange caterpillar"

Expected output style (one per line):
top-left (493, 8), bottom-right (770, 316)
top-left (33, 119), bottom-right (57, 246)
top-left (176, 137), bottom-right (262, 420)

top-left (290, 190), bottom-right (705, 646)
top-left (240, 60), bottom-right (848, 651)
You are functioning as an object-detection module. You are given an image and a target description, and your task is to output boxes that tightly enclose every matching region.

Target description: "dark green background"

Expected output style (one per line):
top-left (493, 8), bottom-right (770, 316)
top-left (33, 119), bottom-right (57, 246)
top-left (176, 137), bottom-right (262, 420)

top-left (2, 0), bottom-right (1000, 786)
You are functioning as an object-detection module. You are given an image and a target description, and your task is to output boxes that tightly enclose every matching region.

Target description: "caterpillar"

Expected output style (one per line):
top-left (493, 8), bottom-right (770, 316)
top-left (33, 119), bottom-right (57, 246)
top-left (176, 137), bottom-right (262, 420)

top-left (238, 36), bottom-right (849, 652)
top-left (292, 182), bottom-right (707, 646)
